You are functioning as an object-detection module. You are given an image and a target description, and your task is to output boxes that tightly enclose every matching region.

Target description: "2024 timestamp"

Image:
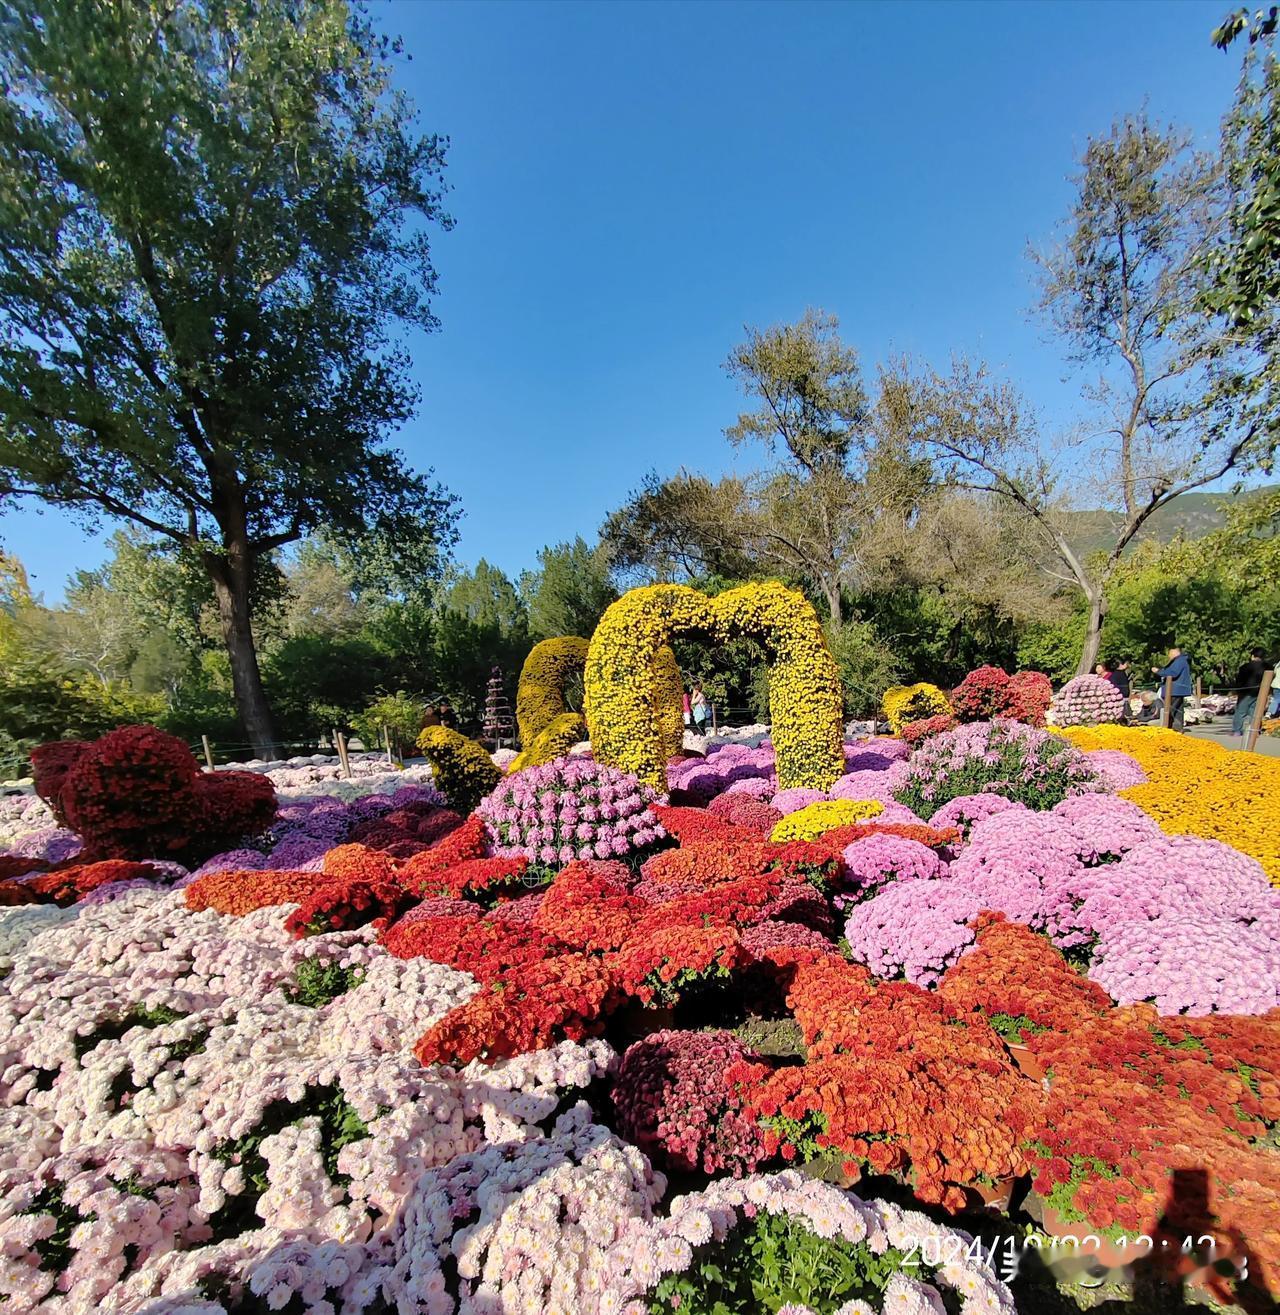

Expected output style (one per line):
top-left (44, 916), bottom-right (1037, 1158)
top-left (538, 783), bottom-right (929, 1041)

top-left (902, 1233), bottom-right (1248, 1284)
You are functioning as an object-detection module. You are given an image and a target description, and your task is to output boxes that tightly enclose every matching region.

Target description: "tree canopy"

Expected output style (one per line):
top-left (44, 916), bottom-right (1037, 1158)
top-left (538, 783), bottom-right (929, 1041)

top-left (0, 0), bottom-right (457, 752)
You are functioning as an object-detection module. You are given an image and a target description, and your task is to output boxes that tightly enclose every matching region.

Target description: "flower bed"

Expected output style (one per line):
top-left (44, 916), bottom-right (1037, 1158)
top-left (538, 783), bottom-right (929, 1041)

top-left (2, 709), bottom-right (1279, 1311)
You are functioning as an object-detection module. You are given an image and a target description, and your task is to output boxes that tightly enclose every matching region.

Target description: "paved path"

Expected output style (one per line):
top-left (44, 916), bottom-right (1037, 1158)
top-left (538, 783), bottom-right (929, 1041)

top-left (1186, 720), bottom-right (1280, 758)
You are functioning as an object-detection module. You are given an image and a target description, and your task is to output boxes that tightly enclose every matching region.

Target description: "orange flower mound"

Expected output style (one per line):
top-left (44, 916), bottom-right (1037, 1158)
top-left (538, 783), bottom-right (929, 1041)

top-left (321, 843), bottom-right (396, 882)
top-left (650, 804), bottom-right (761, 847)
top-left (1027, 1007), bottom-right (1280, 1291)
top-left (414, 953), bottom-right (618, 1066)
top-left (283, 876), bottom-right (409, 937)
top-left (26, 860), bottom-right (162, 906)
top-left (395, 815), bottom-right (490, 896)
top-left (614, 923), bottom-right (747, 1006)
top-left (937, 912), bottom-right (1110, 1039)
top-left (183, 868), bottom-right (331, 916)
top-left (736, 953), bottom-right (1042, 1209)
top-left (380, 913), bottom-right (563, 983)
top-left (533, 860), bottom-right (650, 952)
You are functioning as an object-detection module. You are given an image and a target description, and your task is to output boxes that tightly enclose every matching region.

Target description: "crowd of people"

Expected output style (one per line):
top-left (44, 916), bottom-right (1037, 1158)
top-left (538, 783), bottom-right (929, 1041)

top-left (1096, 645), bottom-right (1276, 743)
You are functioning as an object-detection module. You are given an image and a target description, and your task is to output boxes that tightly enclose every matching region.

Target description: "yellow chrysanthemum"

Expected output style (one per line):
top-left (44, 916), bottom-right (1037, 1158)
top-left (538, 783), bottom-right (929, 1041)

top-left (584, 581), bottom-right (844, 793)
top-left (770, 798), bottom-right (885, 842)
top-left (882, 683), bottom-right (952, 735)
top-left (1059, 724), bottom-right (1280, 882)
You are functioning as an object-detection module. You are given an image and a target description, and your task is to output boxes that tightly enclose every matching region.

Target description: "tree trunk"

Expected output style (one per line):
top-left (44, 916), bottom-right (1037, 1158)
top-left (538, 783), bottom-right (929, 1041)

top-left (824, 578), bottom-right (843, 627)
top-left (1077, 590), bottom-right (1106, 677)
top-left (206, 545), bottom-right (276, 758)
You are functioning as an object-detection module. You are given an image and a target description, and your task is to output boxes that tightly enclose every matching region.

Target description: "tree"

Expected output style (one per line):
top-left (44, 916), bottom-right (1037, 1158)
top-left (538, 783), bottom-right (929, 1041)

top-left (0, 0), bottom-right (457, 754)
top-left (1206, 8), bottom-right (1280, 473)
top-left (445, 560), bottom-right (529, 637)
top-left (904, 117), bottom-right (1273, 674)
top-left (719, 309), bottom-right (871, 625)
top-left (521, 537), bottom-right (618, 641)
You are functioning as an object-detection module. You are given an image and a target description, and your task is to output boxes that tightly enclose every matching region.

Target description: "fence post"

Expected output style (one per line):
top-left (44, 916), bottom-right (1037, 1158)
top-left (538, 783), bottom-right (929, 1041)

top-left (382, 724), bottom-right (394, 765)
top-left (1160, 676), bottom-right (1173, 729)
top-left (334, 730), bottom-right (352, 779)
top-left (1245, 670), bottom-right (1274, 754)
top-left (1195, 676), bottom-right (1202, 702)
top-left (200, 734), bottom-right (215, 771)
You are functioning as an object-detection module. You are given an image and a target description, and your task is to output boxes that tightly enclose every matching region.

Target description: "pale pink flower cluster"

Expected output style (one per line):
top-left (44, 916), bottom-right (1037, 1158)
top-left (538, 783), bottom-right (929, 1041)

top-left (607, 1171), bottom-right (1016, 1315)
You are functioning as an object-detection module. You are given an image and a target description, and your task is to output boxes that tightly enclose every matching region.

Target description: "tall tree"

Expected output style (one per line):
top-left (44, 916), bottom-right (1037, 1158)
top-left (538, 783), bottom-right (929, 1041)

top-left (521, 537), bottom-right (618, 641)
top-left (720, 309), bottom-right (872, 625)
top-left (1207, 8), bottom-right (1280, 469)
top-left (904, 117), bottom-right (1273, 673)
top-left (0, 0), bottom-right (457, 753)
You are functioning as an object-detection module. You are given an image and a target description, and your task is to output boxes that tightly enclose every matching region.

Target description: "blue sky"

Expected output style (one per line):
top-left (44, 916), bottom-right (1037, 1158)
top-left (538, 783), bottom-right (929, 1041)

top-left (1, 0), bottom-right (1243, 600)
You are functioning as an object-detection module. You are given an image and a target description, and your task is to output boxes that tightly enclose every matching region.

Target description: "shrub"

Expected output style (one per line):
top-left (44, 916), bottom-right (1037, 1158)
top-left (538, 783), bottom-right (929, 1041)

top-left (612, 1030), bottom-right (768, 1175)
top-left (950, 665), bottom-right (1011, 721)
top-left (353, 691), bottom-right (430, 758)
top-left (415, 725), bottom-right (502, 813)
top-left (197, 770), bottom-right (276, 841)
top-left (478, 756), bottom-right (664, 869)
top-left (892, 720), bottom-right (1102, 819)
top-left (29, 740), bottom-right (91, 824)
top-left (59, 725), bottom-right (201, 857)
top-left (1004, 670), bottom-right (1053, 724)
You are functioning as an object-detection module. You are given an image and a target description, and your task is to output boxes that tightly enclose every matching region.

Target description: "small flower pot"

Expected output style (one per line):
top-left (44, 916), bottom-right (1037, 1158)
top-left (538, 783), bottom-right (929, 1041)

top-left (968, 1174), bottom-right (1019, 1213)
top-left (1007, 1042), bottom-right (1046, 1083)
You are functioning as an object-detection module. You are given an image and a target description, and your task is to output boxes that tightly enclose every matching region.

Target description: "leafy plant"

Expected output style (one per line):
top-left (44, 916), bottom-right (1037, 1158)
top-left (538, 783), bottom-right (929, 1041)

top-left (284, 958), bottom-right (366, 1008)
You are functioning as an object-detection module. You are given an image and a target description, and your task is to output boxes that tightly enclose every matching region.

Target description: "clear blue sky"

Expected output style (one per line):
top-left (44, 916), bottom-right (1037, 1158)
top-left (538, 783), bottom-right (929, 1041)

top-left (0, 0), bottom-right (1242, 600)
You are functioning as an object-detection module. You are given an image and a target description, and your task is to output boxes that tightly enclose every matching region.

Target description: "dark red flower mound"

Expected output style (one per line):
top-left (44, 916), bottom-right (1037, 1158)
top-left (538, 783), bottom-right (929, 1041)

top-left (43, 725), bottom-right (278, 860)
top-left (197, 770), bottom-right (276, 842)
top-left (0, 855), bottom-right (47, 881)
top-left (0, 880), bottom-right (41, 907)
top-left (29, 739), bottom-right (91, 825)
top-left (613, 1029), bottom-right (769, 1175)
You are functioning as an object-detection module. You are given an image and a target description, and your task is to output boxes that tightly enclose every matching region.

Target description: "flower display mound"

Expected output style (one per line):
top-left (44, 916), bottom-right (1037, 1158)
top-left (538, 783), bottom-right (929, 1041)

top-left (415, 723), bottom-right (503, 813)
top-left (479, 755), bottom-right (666, 869)
top-left (586, 581), bottom-right (844, 793)
top-left (613, 1029), bottom-right (768, 1175)
top-left (1061, 722), bottom-right (1280, 882)
top-left (949, 665), bottom-right (1055, 727)
top-left (881, 682), bottom-right (952, 735)
top-left (769, 798), bottom-right (884, 841)
top-left (1026, 1007), bottom-right (1280, 1281)
top-left (635, 1174), bottom-right (1016, 1315)
top-left (891, 719), bottom-right (1101, 820)
top-left (30, 725), bottom-right (278, 861)
top-left (1049, 673), bottom-right (1126, 727)
top-left (731, 956), bottom-right (1042, 1210)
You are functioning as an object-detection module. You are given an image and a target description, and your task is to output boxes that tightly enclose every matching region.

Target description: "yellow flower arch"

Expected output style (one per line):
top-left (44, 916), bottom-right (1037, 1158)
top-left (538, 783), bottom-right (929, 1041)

top-left (515, 636), bottom-right (590, 748)
top-left (584, 581), bottom-right (844, 792)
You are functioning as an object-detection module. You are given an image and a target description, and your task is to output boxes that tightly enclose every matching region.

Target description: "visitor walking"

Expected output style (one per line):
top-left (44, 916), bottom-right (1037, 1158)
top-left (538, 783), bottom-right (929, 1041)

top-left (682, 689), bottom-right (692, 729)
top-left (1152, 646), bottom-right (1193, 731)
top-left (1231, 646), bottom-right (1269, 742)
top-left (690, 683), bottom-right (709, 734)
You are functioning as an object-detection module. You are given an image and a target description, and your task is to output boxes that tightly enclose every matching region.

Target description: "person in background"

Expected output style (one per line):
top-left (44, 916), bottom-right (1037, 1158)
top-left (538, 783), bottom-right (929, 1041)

top-left (1107, 658), bottom-right (1132, 700)
top-left (1232, 646), bottom-right (1269, 743)
top-left (690, 683), bottom-right (709, 735)
top-left (1152, 646), bottom-right (1193, 731)
top-left (420, 705), bottom-right (441, 729)
top-left (437, 700), bottom-right (457, 731)
top-left (1094, 661), bottom-right (1107, 677)
top-left (682, 689), bottom-right (692, 729)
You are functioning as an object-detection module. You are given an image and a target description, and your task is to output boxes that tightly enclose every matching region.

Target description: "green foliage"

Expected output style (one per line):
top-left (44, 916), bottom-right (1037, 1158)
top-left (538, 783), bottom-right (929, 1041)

top-left (648, 1211), bottom-right (936, 1315)
top-left (73, 1005), bottom-right (188, 1060)
top-left (352, 691), bottom-right (428, 758)
top-left (19, 1185), bottom-right (85, 1274)
top-left (285, 959), bottom-right (365, 1009)
top-left (1016, 614), bottom-right (1088, 685)
top-left (0, 0), bottom-right (458, 745)
top-left (824, 619), bottom-right (903, 720)
top-left (522, 537), bottom-right (618, 642)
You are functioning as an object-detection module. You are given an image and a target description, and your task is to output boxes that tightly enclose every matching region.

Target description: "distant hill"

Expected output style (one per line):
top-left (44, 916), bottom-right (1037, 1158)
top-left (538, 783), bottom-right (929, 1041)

top-left (1064, 485), bottom-right (1277, 557)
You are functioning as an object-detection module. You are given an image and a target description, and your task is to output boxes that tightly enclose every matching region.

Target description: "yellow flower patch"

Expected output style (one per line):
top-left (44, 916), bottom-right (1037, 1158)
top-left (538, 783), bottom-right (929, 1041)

top-left (770, 798), bottom-right (885, 842)
top-left (1059, 724), bottom-right (1280, 882)
top-left (882, 683), bottom-right (952, 735)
